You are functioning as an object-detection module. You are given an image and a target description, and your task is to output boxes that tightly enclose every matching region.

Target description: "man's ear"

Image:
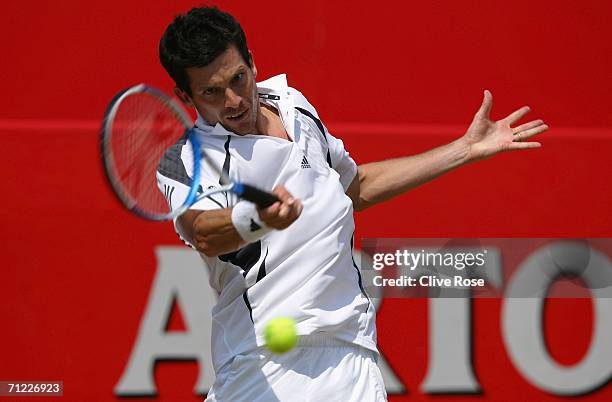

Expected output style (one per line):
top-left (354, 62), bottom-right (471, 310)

top-left (249, 50), bottom-right (257, 78)
top-left (173, 87), bottom-right (194, 108)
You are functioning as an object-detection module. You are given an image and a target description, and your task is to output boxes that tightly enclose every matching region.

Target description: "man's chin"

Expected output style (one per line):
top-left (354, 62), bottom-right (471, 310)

top-left (222, 121), bottom-right (254, 136)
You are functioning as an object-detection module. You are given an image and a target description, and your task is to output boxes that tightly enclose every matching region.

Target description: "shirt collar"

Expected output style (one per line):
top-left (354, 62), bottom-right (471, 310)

top-left (194, 73), bottom-right (295, 139)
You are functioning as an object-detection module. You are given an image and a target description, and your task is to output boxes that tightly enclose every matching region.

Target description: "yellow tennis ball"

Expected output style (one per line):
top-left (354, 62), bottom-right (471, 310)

top-left (264, 317), bottom-right (298, 354)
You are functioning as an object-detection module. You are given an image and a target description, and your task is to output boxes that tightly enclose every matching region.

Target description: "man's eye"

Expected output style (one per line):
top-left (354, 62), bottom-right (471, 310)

top-left (234, 73), bottom-right (245, 82)
top-left (204, 88), bottom-right (216, 96)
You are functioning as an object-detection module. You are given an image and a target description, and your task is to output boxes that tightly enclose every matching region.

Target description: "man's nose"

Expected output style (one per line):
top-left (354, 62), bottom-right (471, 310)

top-left (224, 88), bottom-right (242, 109)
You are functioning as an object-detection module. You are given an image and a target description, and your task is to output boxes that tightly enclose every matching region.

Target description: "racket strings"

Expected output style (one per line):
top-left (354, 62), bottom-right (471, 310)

top-left (109, 93), bottom-right (189, 216)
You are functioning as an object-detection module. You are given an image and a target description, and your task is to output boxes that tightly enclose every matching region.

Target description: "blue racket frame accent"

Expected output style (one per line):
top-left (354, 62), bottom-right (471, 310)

top-left (182, 130), bottom-right (203, 213)
top-left (232, 182), bottom-right (245, 197)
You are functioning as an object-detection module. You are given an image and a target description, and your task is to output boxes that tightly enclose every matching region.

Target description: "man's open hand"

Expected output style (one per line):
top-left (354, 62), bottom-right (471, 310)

top-left (463, 90), bottom-right (549, 161)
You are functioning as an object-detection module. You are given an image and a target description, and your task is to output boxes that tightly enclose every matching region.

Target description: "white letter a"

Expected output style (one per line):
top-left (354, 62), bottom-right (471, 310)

top-left (115, 247), bottom-right (217, 396)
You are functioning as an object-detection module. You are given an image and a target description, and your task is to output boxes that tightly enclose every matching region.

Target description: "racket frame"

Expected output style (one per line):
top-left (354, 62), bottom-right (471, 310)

top-left (101, 84), bottom-right (201, 221)
top-left (101, 84), bottom-right (280, 221)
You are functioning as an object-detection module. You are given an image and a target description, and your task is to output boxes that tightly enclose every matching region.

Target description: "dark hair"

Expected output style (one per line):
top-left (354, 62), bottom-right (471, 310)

top-left (159, 7), bottom-right (252, 95)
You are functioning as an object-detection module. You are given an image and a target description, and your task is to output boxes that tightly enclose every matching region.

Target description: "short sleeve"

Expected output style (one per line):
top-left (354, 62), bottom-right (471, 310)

top-left (290, 87), bottom-right (358, 191)
top-left (325, 131), bottom-right (358, 191)
top-left (156, 136), bottom-right (228, 247)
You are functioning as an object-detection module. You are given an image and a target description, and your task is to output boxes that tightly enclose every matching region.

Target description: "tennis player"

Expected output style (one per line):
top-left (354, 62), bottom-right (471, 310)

top-left (157, 7), bottom-right (548, 402)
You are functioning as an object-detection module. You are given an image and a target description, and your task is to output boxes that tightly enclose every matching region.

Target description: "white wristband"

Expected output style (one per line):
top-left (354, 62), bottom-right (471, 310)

top-left (231, 200), bottom-right (273, 242)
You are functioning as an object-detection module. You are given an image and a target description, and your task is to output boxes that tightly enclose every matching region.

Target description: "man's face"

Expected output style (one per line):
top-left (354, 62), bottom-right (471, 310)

top-left (177, 45), bottom-right (259, 135)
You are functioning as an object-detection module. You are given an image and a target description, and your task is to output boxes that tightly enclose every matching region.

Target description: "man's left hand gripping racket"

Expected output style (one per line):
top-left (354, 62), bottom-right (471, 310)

top-left (101, 84), bottom-right (279, 221)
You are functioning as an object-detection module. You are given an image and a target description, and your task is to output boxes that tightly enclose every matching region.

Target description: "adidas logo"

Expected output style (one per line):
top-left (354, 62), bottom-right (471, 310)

top-left (301, 155), bottom-right (311, 169)
top-left (250, 218), bottom-right (262, 232)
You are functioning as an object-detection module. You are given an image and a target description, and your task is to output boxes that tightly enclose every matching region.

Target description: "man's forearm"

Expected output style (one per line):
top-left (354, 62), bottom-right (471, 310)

top-left (178, 185), bottom-right (303, 256)
top-left (180, 209), bottom-right (246, 257)
top-left (352, 137), bottom-right (472, 210)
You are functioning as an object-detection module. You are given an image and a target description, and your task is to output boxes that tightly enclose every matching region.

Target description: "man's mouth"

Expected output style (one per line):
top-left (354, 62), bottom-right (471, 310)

top-left (227, 109), bottom-right (248, 121)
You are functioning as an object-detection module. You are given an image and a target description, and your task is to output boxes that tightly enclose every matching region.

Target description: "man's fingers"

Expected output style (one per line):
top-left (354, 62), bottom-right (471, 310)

top-left (504, 106), bottom-right (530, 125)
top-left (259, 196), bottom-right (302, 229)
top-left (272, 186), bottom-right (292, 202)
top-left (514, 123), bottom-right (549, 141)
top-left (278, 202), bottom-right (292, 219)
top-left (278, 199), bottom-right (302, 220)
top-left (290, 199), bottom-right (303, 219)
top-left (513, 119), bottom-right (544, 133)
top-left (261, 202), bottom-right (280, 218)
top-left (476, 90), bottom-right (493, 119)
top-left (508, 141), bottom-right (542, 151)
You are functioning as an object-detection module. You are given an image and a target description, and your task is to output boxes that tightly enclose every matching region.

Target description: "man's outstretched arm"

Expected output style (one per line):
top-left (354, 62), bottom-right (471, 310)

top-left (346, 90), bottom-right (549, 211)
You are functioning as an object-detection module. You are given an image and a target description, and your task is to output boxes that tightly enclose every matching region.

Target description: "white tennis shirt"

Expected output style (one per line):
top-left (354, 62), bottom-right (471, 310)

top-left (157, 74), bottom-right (377, 372)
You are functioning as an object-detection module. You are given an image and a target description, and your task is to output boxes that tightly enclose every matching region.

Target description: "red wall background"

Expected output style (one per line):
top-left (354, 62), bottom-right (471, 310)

top-left (2, 0), bottom-right (611, 401)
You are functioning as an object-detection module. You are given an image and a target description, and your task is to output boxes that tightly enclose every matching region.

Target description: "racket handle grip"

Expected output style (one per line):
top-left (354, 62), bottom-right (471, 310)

top-left (233, 183), bottom-right (279, 208)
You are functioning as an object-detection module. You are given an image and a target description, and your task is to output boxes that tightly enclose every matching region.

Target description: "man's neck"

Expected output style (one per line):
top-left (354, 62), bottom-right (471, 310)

top-left (256, 103), bottom-right (289, 140)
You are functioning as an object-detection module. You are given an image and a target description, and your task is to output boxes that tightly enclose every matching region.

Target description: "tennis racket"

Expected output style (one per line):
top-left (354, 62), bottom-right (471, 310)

top-left (101, 84), bottom-right (279, 221)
